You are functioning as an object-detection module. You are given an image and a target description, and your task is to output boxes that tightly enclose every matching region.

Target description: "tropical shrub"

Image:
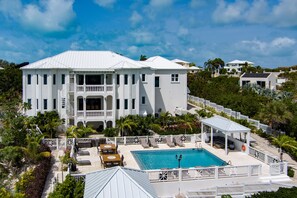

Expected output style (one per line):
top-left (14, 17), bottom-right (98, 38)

top-left (48, 175), bottom-right (84, 198)
top-left (288, 167), bottom-right (294, 177)
top-left (103, 127), bottom-right (117, 137)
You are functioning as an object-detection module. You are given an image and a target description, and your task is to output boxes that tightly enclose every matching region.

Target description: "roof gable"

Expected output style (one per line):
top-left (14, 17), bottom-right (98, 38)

top-left (21, 51), bottom-right (146, 70)
top-left (84, 166), bottom-right (157, 198)
top-left (141, 56), bottom-right (187, 70)
top-left (201, 115), bottom-right (250, 133)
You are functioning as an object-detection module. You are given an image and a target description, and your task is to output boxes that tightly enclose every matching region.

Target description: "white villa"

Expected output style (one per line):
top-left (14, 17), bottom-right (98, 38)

top-left (21, 51), bottom-right (187, 131)
top-left (225, 60), bottom-right (254, 73)
top-left (172, 58), bottom-right (200, 73)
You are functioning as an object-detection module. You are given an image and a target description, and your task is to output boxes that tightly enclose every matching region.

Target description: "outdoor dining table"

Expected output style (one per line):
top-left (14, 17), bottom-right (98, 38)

top-left (102, 154), bottom-right (121, 168)
top-left (99, 144), bottom-right (117, 154)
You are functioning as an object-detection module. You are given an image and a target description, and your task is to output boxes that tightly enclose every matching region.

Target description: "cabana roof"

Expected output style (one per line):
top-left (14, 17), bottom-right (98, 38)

top-left (84, 166), bottom-right (157, 198)
top-left (201, 115), bottom-right (250, 133)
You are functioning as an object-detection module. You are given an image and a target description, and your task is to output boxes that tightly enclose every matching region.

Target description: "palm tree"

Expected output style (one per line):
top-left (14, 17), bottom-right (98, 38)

top-left (271, 135), bottom-right (297, 161)
top-left (116, 117), bottom-right (137, 136)
top-left (158, 112), bottom-right (173, 128)
top-left (139, 55), bottom-right (148, 61)
top-left (178, 113), bottom-right (197, 134)
top-left (66, 125), bottom-right (96, 138)
top-left (22, 134), bottom-right (51, 163)
top-left (204, 58), bottom-right (224, 77)
top-left (257, 101), bottom-right (293, 130)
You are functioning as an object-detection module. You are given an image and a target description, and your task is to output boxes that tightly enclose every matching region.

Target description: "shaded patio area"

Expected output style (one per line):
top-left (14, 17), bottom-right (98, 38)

top-left (201, 115), bottom-right (251, 155)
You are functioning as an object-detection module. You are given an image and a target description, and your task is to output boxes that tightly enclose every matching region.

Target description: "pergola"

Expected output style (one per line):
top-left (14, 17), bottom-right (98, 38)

top-left (201, 115), bottom-right (251, 155)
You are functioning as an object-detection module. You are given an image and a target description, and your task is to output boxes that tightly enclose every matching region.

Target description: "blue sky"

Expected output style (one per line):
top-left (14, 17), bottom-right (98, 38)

top-left (0, 0), bottom-right (297, 68)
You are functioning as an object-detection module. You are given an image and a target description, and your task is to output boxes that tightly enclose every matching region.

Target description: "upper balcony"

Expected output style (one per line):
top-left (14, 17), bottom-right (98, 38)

top-left (69, 73), bottom-right (114, 94)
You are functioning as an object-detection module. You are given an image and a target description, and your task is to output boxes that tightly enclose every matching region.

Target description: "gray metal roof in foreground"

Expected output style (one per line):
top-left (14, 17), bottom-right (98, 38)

top-left (84, 166), bottom-right (158, 198)
top-left (201, 115), bottom-right (250, 133)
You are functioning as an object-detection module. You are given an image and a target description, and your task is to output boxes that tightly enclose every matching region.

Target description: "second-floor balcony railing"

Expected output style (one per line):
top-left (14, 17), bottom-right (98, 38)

top-left (76, 85), bottom-right (113, 93)
top-left (76, 110), bottom-right (112, 117)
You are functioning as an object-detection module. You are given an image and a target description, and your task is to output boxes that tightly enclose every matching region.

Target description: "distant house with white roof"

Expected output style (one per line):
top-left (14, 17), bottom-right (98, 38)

top-left (172, 58), bottom-right (200, 73)
top-left (21, 51), bottom-right (187, 130)
top-left (224, 60), bottom-right (254, 73)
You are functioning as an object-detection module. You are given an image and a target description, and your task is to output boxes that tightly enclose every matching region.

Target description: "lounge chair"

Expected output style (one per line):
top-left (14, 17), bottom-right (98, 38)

top-left (140, 138), bottom-right (150, 148)
top-left (174, 136), bottom-right (185, 147)
top-left (166, 137), bottom-right (175, 147)
top-left (149, 138), bottom-right (159, 148)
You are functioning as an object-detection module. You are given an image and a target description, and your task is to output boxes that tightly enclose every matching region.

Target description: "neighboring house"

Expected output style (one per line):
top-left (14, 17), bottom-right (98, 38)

top-left (240, 73), bottom-right (277, 90)
top-left (21, 51), bottom-right (187, 130)
top-left (84, 166), bottom-right (158, 198)
top-left (224, 60), bottom-right (254, 73)
top-left (172, 58), bottom-right (200, 73)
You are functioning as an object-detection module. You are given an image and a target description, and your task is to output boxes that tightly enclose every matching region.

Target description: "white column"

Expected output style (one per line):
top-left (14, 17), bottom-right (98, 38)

top-left (201, 123), bottom-right (204, 142)
top-left (210, 127), bottom-right (213, 147)
top-left (112, 73), bottom-right (116, 124)
top-left (246, 131), bottom-right (250, 154)
top-left (48, 73), bottom-right (53, 110)
top-left (225, 132), bottom-right (228, 155)
top-left (83, 97), bottom-right (86, 119)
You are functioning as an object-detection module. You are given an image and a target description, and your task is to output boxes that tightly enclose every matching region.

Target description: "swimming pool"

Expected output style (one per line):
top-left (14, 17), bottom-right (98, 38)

top-left (132, 148), bottom-right (227, 170)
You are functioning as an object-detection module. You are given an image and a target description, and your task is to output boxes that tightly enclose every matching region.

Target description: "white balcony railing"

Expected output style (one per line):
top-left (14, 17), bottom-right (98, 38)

top-left (85, 85), bottom-right (104, 92)
top-left (76, 110), bottom-right (106, 117)
top-left (106, 110), bottom-right (112, 117)
top-left (106, 85), bottom-right (113, 92)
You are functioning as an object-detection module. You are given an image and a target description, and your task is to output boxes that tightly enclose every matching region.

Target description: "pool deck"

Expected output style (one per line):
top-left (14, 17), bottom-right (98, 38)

top-left (75, 142), bottom-right (270, 176)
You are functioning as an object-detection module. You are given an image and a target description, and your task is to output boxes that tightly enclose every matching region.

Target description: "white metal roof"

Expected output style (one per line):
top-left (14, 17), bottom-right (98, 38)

top-left (201, 115), bottom-right (250, 133)
top-left (141, 56), bottom-right (187, 70)
top-left (84, 166), bottom-right (158, 198)
top-left (227, 60), bottom-right (254, 65)
top-left (21, 51), bottom-right (148, 70)
top-left (171, 58), bottom-right (190, 64)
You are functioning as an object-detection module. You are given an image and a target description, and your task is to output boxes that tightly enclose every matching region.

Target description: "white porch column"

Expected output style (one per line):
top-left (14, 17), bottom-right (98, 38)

top-left (246, 131), bottom-right (250, 154)
top-left (210, 127), bottom-right (213, 147)
top-left (225, 132), bottom-right (228, 155)
top-left (201, 123), bottom-right (204, 142)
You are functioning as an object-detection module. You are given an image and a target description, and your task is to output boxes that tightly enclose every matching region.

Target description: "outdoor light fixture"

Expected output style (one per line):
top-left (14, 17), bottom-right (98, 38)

top-left (176, 154), bottom-right (182, 168)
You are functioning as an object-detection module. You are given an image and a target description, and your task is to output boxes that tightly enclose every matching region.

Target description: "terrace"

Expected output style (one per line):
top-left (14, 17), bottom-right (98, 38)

top-left (43, 134), bottom-right (293, 197)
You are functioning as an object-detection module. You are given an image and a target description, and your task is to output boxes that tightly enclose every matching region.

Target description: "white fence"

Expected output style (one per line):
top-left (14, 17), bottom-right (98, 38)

top-left (188, 95), bottom-right (279, 134)
top-left (146, 165), bottom-right (262, 183)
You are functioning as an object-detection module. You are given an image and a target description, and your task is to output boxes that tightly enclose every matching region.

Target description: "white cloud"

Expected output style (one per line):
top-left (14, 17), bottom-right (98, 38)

top-left (213, 0), bottom-right (297, 27)
top-left (271, 37), bottom-right (296, 48)
top-left (70, 42), bottom-right (80, 50)
top-left (130, 11), bottom-right (142, 26)
top-left (131, 31), bottom-right (154, 44)
top-left (178, 27), bottom-right (189, 36)
top-left (0, 0), bottom-right (76, 33)
top-left (149, 0), bottom-right (173, 8)
top-left (190, 0), bottom-right (206, 8)
top-left (272, 0), bottom-right (297, 27)
top-left (238, 37), bottom-right (296, 57)
top-left (94, 0), bottom-right (116, 8)
top-left (127, 46), bottom-right (139, 55)
top-left (0, 0), bottom-right (22, 18)
top-left (213, 0), bottom-right (248, 23)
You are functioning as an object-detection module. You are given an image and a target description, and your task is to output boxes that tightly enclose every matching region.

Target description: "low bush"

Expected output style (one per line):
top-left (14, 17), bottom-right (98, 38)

top-left (288, 167), bottom-right (295, 177)
top-left (247, 187), bottom-right (297, 198)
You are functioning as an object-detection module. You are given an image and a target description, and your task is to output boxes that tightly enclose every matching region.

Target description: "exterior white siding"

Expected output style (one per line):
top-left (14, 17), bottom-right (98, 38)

top-left (21, 51), bottom-right (187, 130)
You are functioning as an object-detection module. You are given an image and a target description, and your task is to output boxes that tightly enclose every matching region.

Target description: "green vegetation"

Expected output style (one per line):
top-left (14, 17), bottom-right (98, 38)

top-left (188, 71), bottom-right (297, 137)
top-left (48, 175), bottom-right (84, 198)
top-left (106, 113), bottom-right (200, 137)
top-left (247, 187), bottom-right (297, 198)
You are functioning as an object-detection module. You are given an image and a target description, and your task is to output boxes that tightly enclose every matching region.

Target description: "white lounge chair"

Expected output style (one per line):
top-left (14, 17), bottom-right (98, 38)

top-left (149, 138), bottom-right (159, 148)
top-left (166, 137), bottom-right (175, 147)
top-left (140, 138), bottom-right (150, 148)
top-left (174, 136), bottom-right (185, 147)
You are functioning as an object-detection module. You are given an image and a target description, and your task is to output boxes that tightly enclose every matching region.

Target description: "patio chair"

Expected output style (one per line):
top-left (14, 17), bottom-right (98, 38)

top-left (166, 137), bottom-right (175, 147)
top-left (174, 136), bottom-right (185, 147)
top-left (140, 138), bottom-right (150, 148)
top-left (149, 138), bottom-right (159, 148)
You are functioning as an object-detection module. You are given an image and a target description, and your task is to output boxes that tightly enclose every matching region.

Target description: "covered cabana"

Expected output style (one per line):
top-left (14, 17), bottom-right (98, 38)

top-left (201, 115), bottom-right (251, 155)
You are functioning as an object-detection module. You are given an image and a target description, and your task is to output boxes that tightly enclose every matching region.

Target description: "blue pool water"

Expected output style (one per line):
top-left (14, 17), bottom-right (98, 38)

top-left (132, 148), bottom-right (227, 170)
